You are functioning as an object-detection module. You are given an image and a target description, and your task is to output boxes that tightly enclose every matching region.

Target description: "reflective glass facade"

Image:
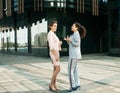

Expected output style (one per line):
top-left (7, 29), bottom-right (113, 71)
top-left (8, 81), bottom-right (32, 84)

top-left (31, 19), bottom-right (48, 56)
top-left (108, 0), bottom-right (120, 56)
top-left (111, 9), bottom-right (120, 48)
top-left (0, 0), bottom-right (120, 56)
top-left (9, 30), bottom-right (15, 52)
top-left (17, 27), bottom-right (28, 53)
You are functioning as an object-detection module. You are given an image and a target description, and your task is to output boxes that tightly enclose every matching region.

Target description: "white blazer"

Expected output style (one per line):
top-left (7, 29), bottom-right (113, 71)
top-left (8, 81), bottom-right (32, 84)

top-left (47, 31), bottom-right (61, 51)
top-left (69, 31), bottom-right (82, 59)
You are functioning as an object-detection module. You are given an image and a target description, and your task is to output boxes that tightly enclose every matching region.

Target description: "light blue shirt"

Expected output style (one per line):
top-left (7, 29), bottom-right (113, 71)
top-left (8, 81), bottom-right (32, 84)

top-left (68, 31), bottom-right (81, 59)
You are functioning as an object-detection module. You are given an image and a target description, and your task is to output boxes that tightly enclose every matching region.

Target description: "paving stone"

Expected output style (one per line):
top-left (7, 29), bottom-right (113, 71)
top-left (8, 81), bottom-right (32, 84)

top-left (0, 53), bottom-right (120, 93)
top-left (0, 86), bottom-right (6, 93)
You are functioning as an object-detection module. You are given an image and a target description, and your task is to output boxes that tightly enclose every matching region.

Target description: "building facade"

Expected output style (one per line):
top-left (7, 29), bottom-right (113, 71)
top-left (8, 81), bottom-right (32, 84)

top-left (0, 0), bottom-right (119, 57)
top-left (107, 0), bottom-right (120, 56)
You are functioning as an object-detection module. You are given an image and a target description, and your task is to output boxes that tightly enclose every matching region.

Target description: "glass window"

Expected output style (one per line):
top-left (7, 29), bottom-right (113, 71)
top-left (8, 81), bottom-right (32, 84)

top-left (31, 19), bottom-right (48, 55)
top-left (0, 31), bottom-right (7, 52)
top-left (50, 2), bottom-right (54, 7)
top-left (102, 0), bottom-right (108, 3)
top-left (0, 30), bottom-right (15, 52)
top-left (6, 30), bottom-right (10, 52)
top-left (111, 9), bottom-right (120, 48)
top-left (9, 29), bottom-right (15, 52)
top-left (57, 0), bottom-right (65, 7)
top-left (0, 32), bottom-right (2, 49)
top-left (17, 26), bottom-right (28, 53)
top-left (44, 0), bottom-right (67, 8)
top-left (1, 32), bottom-right (5, 51)
top-left (4, 31), bottom-right (7, 51)
top-left (13, 0), bottom-right (18, 12)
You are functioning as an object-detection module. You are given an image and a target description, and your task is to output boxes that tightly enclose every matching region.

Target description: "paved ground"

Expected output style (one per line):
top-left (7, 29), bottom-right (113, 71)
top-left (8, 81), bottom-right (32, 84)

top-left (0, 53), bottom-right (120, 93)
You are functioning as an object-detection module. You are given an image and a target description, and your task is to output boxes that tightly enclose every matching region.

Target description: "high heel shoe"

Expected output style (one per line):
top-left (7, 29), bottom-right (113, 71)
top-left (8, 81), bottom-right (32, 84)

top-left (54, 85), bottom-right (60, 91)
top-left (49, 85), bottom-right (56, 92)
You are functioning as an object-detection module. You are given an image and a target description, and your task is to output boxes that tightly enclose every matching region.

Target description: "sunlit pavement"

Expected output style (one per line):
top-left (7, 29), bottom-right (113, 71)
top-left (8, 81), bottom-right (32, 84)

top-left (0, 53), bottom-right (120, 93)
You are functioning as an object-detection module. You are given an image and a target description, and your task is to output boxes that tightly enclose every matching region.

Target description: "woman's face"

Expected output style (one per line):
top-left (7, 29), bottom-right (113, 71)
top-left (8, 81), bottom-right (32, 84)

top-left (71, 24), bottom-right (78, 32)
top-left (50, 23), bottom-right (57, 32)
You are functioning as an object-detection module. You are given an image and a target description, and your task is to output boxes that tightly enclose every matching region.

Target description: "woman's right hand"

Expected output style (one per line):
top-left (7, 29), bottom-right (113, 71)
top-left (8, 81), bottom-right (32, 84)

top-left (55, 56), bottom-right (59, 62)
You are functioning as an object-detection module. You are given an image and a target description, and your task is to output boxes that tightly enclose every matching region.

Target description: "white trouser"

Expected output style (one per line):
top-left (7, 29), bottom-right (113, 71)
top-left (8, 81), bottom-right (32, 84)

top-left (68, 59), bottom-right (80, 88)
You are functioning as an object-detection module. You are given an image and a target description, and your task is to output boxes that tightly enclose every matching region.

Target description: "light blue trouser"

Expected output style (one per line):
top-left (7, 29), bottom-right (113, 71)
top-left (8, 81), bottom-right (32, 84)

top-left (68, 59), bottom-right (80, 88)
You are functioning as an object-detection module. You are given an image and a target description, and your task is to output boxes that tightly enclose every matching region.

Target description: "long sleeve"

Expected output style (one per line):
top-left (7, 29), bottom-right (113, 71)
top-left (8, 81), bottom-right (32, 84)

top-left (71, 33), bottom-right (80, 47)
top-left (68, 31), bottom-right (81, 59)
top-left (47, 32), bottom-right (54, 50)
top-left (47, 31), bottom-right (61, 51)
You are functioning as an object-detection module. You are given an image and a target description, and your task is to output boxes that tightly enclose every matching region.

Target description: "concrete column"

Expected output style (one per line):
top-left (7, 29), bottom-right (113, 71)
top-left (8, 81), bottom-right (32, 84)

top-left (27, 24), bottom-right (32, 53)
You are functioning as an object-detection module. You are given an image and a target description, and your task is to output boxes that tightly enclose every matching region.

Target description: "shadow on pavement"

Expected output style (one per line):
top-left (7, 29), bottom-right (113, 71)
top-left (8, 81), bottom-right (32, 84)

top-left (3, 90), bottom-right (68, 93)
